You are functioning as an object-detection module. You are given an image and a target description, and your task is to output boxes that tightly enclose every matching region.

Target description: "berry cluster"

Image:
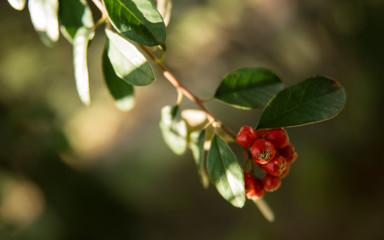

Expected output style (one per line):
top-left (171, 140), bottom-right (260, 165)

top-left (236, 126), bottom-right (297, 199)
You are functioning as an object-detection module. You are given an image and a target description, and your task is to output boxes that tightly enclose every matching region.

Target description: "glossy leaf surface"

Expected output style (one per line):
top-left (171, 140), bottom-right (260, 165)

top-left (58, 0), bottom-right (93, 42)
top-left (103, 0), bottom-right (166, 46)
top-left (102, 48), bottom-right (135, 111)
top-left (207, 135), bottom-right (245, 208)
top-left (28, 0), bottom-right (60, 46)
top-left (105, 29), bottom-right (154, 86)
top-left (257, 77), bottom-right (346, 129)
top-left (214, 68), bottom-right (283, 109)
top-left (8, 0), bottom-right (27, 10)
top-left (160, 105), bottom-right (188, 155)
top-left (73, 27), bottom-right (95, 105)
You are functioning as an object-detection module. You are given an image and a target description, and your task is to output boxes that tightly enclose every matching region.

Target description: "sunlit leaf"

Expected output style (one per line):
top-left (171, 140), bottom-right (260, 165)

top-left (58, 0), bottom-right (94, 43)
top-left (73, 27), bottom-right (95, 105)
top-left (207, 134), bottom-right (245, 208)
top-left (157, 0), bottom-right (172, 26)
top-left (160, 105), bottom-right (188, 155)
top-left (257, 76), bottom-right (347, 129)
top-left (8, 0), bottom-right (27, 10)
top-left (102, 47), bottom-right (135, 111)
top-left (28, 0), bottom-right (59, 46)
top-left (214, 68), bottom-right (283, 109)
top-left (105, 29), bottom-right (155, 86)
top-left (181, 109), bottom-right (208, 133)
top-left (189, 130), bottom-right (209, 188)
top-left (103, 0), bottom-right (166, 46)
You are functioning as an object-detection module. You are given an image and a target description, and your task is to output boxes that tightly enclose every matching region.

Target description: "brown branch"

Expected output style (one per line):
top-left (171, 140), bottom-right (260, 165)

top-left (141, 46), bottom-right (236, 140)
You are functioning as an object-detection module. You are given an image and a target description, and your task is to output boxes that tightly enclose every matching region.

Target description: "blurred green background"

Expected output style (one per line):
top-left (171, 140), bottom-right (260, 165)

top-left (1, 0), bottom-right (384, 239)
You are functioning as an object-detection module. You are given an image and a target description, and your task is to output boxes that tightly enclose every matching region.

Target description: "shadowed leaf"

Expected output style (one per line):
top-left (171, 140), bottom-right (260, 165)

top-left (257, 76), bottom-right (347, 129)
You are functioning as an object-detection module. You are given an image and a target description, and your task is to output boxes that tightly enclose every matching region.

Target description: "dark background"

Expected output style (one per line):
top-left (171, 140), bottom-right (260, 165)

top-left (1, 0), bottom-right (384, 239)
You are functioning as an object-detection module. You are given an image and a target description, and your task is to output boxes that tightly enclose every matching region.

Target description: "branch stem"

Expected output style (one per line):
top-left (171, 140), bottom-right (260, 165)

top-left (141, 46), bottom-right (236, 139)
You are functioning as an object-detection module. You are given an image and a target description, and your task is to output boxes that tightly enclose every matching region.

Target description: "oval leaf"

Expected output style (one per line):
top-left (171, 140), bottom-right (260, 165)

top-left (59, 0), bottom-right (94, 43)
top-left (28, 0), bottom-right (60, 46)
top-left (105, 29), bottom-right (155, 86)
top-left (8, 0), bottom-right (27, 10)
top-left (102, 47), bottom-right (135, 111)
top-left (73, 27), bottom-right (95, 105)
top-left (214, 68), bottom-right (283, 109)
top-left (257, 76), bottom-right (347, 129)
top-left (160, 105), bottom-right (188, 155)
top-left (189, 130), bottom-right (209, 188)
top-left (207, 134), bottom-right (245, 208)
top-left (103, 0), bottom-right (166, 46)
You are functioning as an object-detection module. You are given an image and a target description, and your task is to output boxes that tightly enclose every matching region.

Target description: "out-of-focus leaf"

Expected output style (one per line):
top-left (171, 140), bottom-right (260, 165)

top-left (214, 68), bottom-right (283, 109)
top-left (105, 29), bottom-right (155, 86)
top-left (157, 0), bottom-right (172, 26)
top-left (102, 47), bottom-right (135, 111)
top-left (181, 109), bottom-right (208, 133)
top-left (28, 0), bottom-right (60, 46)
top-left (58, 0), bottom-right (94, 43)
top-left (207, 134), bottom-right (245, 208)
top-left (189, 130), bottom-right (209, 188)
top-left (160, 105), bottom-right (188, 155)
top-left (8, 0), bottom-right (27, 10)
top-left (257, 76), bottom-right (347, 129)
top-left (73, 27), bottom-right (95, 105)
top-left (103, 0), bottom-right (166, 46)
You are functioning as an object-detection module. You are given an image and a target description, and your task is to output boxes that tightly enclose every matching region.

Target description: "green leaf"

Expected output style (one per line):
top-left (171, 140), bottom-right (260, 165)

top-left (58, 0), bottom-right (94, 43)
top-left (189, 130), bottom-right (209, 188)
top-left (73, 27), bottom-right (95, 106)
top-left (102, 47), bottom-right (135, 111)
top-left (28, 0), bottom-right (60, 46)
top-left (105, 29), bottom-right (155, 86)
top-left (103, 0), bottom-right (166, 46)
top-left (8, 0), bottom-right (27, 10)
top-left (214, 68), bottom-right (283, 109)
top-left (257, 76), bottom-right (347, 129)
top-left (160, 105), bottom-right (188, 155)
top-left (207, 134), bottom-right (245, 208)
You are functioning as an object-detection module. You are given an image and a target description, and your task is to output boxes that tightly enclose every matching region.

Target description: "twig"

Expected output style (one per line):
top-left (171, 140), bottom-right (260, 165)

top-left (141, 46), bottom-right (236, 139)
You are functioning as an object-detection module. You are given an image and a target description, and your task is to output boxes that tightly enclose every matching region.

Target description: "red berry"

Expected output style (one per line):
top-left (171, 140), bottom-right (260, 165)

top-left (236, 126), bottom-right (258, 148)
top-left (262, 174), bottom-right (281, 192)
top-left (256, 129), bottom-right (269, 139)
top-left (244, 172), bottom-right (265, 199)
top-left (250, 139), bottom-right (276, 164)
top-left (279, 144), bottom-right (297, 164)
top-left (281, 163), bottom-right (290, 178)
top-left (262, 155), bottom-right (288, 176)
top-left (265, 128), bottom-right (289, 150)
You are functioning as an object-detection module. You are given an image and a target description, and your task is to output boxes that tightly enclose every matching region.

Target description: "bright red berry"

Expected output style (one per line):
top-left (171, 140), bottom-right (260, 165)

top-left (265, 128), bottom-right (289, 150)
top-left (262, 155), bottom-right (288, 176)
top-left (256, 129), bottom-right (269, 139)
top-left (250, 139), bottom-right (276, 164)
top-left (279, 144), bottom-right (297, 164)
top-left (236, 126), bottom-right (258, 148)
top-left (262, 174), bottom-right (281, 192)
top-left (244, 172), bottom-right (264, 199)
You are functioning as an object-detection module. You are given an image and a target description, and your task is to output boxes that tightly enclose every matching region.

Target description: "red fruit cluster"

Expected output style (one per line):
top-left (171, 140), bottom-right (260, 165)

top-left (237, 126), bottom-right (298, 197)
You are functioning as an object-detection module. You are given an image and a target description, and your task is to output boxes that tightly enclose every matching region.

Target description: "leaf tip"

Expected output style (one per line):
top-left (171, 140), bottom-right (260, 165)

top-left (115, 97), bottom-right (135, 111)
top-left (331, 80), bottom-right (343, 89)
